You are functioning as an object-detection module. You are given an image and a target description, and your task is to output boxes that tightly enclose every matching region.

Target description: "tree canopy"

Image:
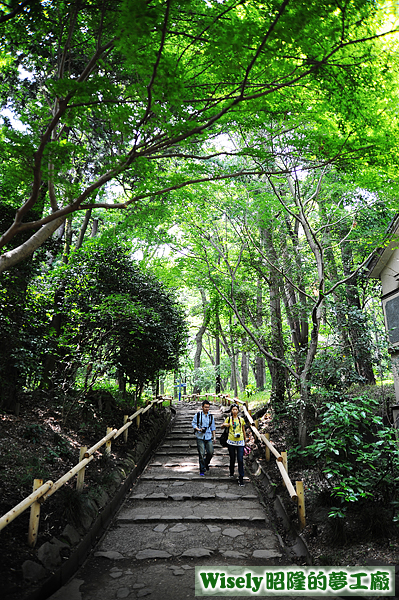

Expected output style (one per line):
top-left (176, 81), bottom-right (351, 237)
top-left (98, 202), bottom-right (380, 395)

top-left (1, 0), bottom-right (398, 271)
top-left (1, 0), bottom-right (399, 447)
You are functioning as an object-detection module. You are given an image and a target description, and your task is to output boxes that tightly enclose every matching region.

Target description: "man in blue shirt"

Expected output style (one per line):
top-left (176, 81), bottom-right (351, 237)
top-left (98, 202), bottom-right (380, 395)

top-left (192, 400), bottom-right (216, 476)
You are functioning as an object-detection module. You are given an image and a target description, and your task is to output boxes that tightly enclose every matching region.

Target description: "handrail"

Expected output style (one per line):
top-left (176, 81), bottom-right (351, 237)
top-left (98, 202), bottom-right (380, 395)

top-left (230, 395), bottom-right (298, 503)
top-left (186, 393), bottom-right (300, 505)
top-left (0, 396), bottom-right (170, 544)
top-left (0, 480), bottom-right (54, 531)
top-left (84, 428), bottom-right (118, 458)
top-left (276, 460), bottom-right (298, 500)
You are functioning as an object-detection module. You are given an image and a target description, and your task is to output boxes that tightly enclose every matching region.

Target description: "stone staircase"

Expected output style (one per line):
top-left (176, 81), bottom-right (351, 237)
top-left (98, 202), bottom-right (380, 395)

top-left (49, 402), bottom-right (303, 600)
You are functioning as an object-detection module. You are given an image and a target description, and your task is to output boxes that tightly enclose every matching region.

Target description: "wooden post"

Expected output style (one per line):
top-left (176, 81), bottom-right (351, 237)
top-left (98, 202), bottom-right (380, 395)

top-left (123, 415), bottom-right (129, 442)
top-left (76, 447), bottom-right (87, 492)
top-left (265, 433), bottom-right (270, 462)
top-left (255, 419), bottom-right (259, 430)
top-left (136, 413), bottom-right (141, 428)
top-left (105, 427), bottom-right (113, 455)
top-left (28, 479), bottom-right (43, 548)
top-left (296, 481), bottom-right (306, 530)
top-left (281, 451), bottom-right (287, 487)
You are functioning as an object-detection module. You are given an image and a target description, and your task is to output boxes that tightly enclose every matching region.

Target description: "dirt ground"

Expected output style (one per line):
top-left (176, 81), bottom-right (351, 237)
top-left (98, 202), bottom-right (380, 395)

top-left (0, 390), bottom-right (169, 600)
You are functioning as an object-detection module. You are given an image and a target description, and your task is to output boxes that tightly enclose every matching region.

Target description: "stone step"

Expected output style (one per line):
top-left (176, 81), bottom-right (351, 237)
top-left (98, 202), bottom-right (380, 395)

top-left (97, 521), bottom-right (283, 562)
top-left (157, 441), bottom-right (199, 446)
top-left (167, 426), bottom-right (225, 433)
top-left (173, 413), bottom-right (225, 418)
top-left (140, 474), bottom-right (250, 482)
top-left (129, 479), bottom-right (252, 497)
top-left (150, 461), bottom-right (229, 467)
top-left (143, 469), bottom-right (237, 479)
top-left (174, 411), bottom-right (225, 414)
top-left (117, 514), bottom-right (266, 524)
top-left (117, 502), bottom-right (266, 523)
top-left (154, 450), bottom-right (227, 456)
top-left (130, 492), bottom-right (258, 501)
top-left (164, 435), bottom-right (199, 440)
top-left (96, 518), bottom-right (282, 559)
top-left (164, 436), bottom-right (225, 442)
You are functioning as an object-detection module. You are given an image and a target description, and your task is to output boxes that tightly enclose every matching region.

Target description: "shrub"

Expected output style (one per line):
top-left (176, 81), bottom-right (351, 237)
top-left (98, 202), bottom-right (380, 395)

top-left (302, 395), bottom-right (399, 519)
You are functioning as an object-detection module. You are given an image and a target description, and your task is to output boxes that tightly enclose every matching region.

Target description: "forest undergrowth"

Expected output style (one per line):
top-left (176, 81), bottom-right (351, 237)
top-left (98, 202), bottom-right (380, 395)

top-left (247, 384), bottom-right (399, 569)
top-left (1, 386), bottom-right (399, 599)
top-left (0, 389), bottom-right (170, 600)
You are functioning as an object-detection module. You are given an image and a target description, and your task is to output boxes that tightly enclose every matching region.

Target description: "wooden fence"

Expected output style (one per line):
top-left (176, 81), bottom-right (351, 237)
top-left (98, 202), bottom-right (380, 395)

top-left (180, 392), bottom-right (306, 530)
top-left (0, 396), bottom-right (172, 547)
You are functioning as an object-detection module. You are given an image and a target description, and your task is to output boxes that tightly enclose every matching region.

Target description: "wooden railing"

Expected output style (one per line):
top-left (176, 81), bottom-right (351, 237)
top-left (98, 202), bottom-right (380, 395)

top-left (180, 392), bottom-right (306, 530)
top-left (0, 396), bottom-right (173, 546)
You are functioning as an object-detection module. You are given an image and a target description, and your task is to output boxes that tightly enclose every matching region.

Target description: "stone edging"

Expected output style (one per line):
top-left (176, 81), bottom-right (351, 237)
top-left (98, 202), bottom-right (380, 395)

top-left (246, 453), bottom-right (313, 566)
top-left (26, 407), bottom-right (176, 600)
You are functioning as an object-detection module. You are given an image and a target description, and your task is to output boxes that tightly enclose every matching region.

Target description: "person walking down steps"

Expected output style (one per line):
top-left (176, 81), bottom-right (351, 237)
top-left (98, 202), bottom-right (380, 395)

top-left (192, 400), bottom-right (216, 476)
top-left (221, 403), bottom-right (247, 486)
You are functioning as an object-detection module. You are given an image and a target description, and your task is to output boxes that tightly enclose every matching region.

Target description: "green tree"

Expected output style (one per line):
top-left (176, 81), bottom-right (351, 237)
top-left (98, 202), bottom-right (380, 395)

top-left (0, 0), bottom-right (397, 272)
top-left (42, 243), bottom-right (188, 400)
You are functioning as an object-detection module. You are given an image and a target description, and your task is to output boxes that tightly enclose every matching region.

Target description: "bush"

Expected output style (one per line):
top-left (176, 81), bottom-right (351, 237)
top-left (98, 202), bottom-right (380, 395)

top-left (302, 395), bottom-right (399, 519)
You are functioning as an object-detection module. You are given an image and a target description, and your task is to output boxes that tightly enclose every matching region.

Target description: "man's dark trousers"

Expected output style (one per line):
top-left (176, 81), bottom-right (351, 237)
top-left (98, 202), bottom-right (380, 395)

top-left (196, 438), bottom-right (214, 474)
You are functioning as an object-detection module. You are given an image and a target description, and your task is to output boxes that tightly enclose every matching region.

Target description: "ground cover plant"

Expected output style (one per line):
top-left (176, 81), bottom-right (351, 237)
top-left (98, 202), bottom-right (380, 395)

top-left (247, 384), bottom-right (399, 567)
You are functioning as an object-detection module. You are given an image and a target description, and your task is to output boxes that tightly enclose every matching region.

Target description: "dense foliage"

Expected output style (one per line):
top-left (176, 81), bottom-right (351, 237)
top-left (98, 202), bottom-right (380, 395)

top-left (298, 395), bottom-right (399, 521)
top-left (0, 0), bottom-right (398, 270)
top-left (0, 1), bottom-right (398, 455)
top-left (56, 244), bottom-right (188, 394)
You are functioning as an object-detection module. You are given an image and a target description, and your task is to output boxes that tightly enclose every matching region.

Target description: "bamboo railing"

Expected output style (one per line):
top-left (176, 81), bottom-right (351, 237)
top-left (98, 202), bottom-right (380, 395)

top-left (0, 396), bottom-right (173, 546)
top-left (179, 392), bottom-right (306, 530)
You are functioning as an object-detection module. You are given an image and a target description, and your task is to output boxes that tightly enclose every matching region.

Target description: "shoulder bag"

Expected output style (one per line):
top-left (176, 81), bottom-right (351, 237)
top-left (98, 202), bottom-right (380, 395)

top-left (219, 417), bottom-right (230, 447)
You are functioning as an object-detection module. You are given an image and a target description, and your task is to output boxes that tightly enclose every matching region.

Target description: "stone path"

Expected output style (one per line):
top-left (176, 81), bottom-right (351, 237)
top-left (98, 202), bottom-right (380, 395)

top-left (48, 402), bottom-right (314, 600)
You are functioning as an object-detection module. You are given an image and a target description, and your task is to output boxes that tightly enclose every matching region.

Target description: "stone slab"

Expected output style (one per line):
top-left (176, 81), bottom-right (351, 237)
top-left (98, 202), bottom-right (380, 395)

top-left (98, 522), bottom-right (281, 557)
top-left (47, 403), bottom-right (296, 600)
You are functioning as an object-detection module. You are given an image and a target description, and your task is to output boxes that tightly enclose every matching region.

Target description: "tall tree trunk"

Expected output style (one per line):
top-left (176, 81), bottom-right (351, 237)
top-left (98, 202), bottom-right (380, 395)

top-left (75, 209), bottom-right (92, 249)
top-left (254, 355), bottom-right (265, 390)
top-left (280, 217), bottom-right (309, 368)
top-left (215, 332), bottom-right (221, 394)
top-left (41, 215), bottom-right (74, 388)
top-left (341, 240), bottom-right (376, 385)
top-left (215, 302), bottom-right (221, 395)
top-left (218, 313), bottom-right (242, 396)
top-left (255, 279), bottom-right (265, 390)
top-left (91, 218), bottom-right (99, 237)
top-left (117, 369), bottom-right (126, 395)
top-left (241, 351), bottom-right (249, 389)
top-left (261, 226), bottom-right (286, 412)
top-left (192, 289), bottom-right (210, 394)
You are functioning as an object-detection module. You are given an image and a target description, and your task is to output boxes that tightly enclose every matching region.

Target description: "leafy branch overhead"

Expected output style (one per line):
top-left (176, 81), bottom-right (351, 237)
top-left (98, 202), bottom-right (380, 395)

top-left (0, 0), bottom-right (398, 271)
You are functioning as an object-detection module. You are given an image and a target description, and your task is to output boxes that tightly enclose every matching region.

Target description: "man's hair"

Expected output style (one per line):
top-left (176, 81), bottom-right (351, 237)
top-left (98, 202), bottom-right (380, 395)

top-left (202, 400), bottom-right (210, 407)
